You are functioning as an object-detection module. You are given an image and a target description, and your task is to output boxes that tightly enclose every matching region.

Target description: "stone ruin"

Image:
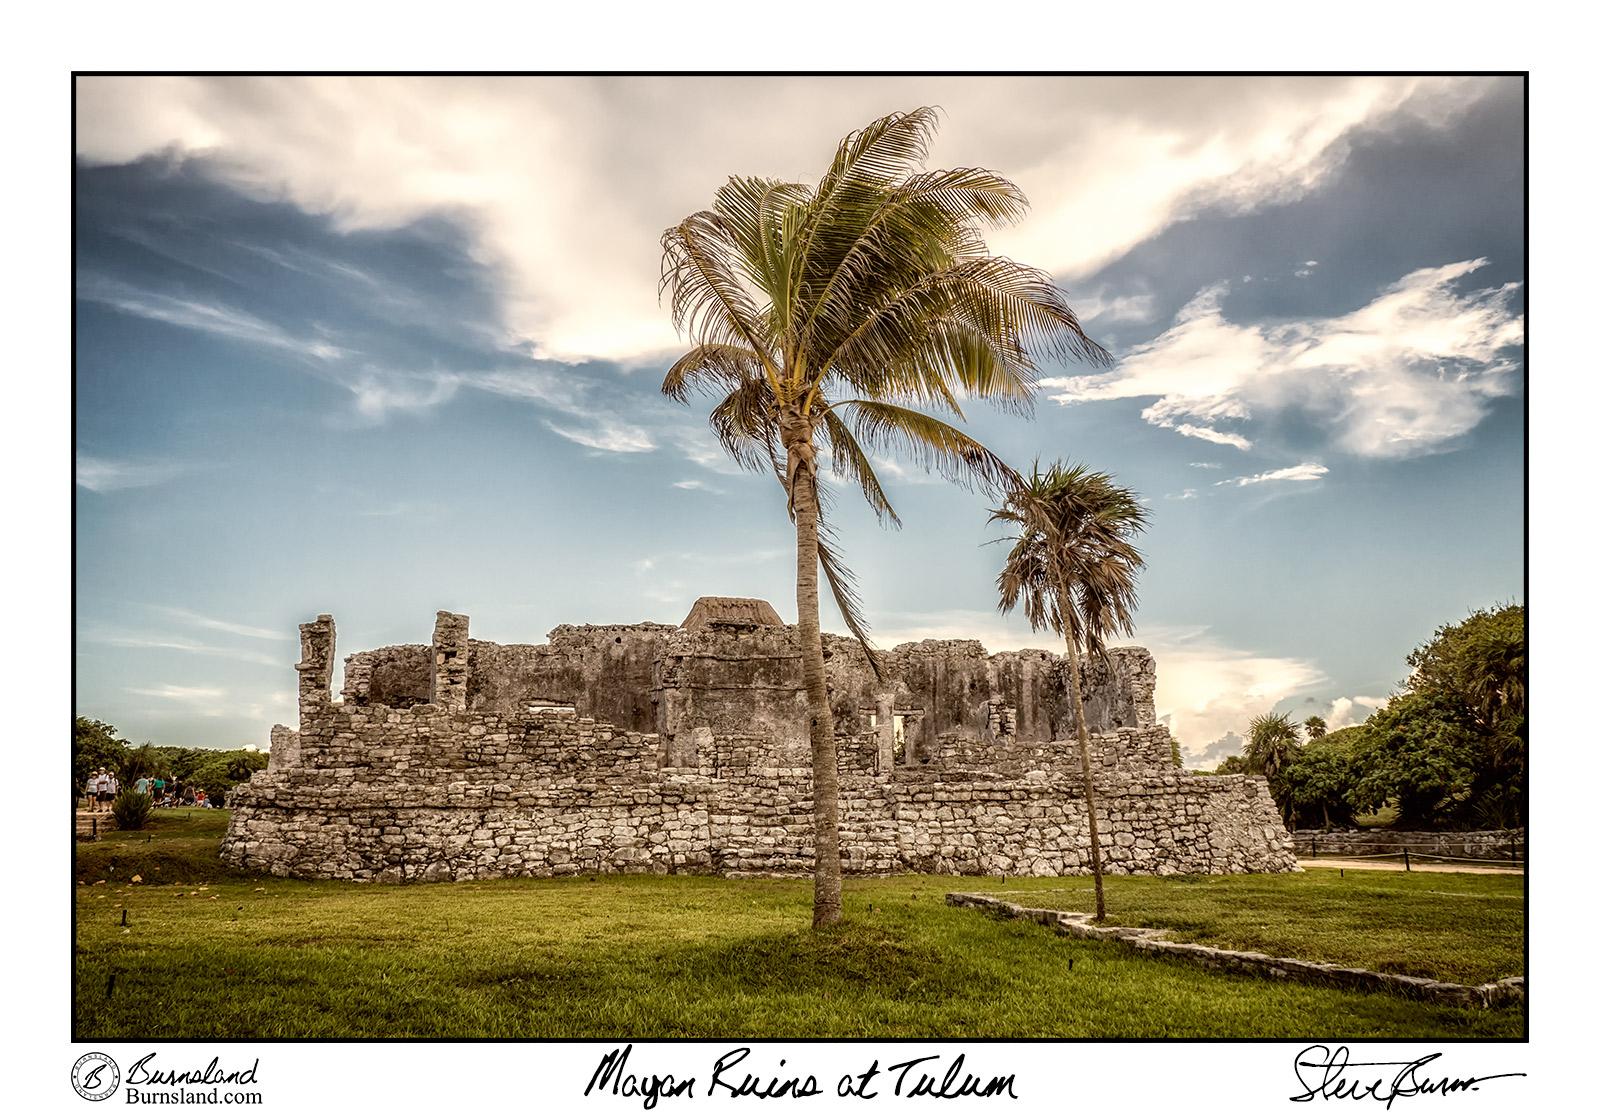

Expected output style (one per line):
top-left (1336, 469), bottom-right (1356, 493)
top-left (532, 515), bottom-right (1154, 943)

top-left (219, 599), bottom-right (1298, 882)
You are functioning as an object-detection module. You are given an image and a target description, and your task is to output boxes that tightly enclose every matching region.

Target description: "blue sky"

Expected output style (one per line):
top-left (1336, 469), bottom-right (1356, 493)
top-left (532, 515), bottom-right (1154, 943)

top-left (73, 75), bottom-right (1525, 766)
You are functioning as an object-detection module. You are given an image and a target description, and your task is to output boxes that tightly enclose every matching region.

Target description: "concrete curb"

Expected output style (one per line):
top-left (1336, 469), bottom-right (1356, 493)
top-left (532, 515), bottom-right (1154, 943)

top-left (945, 891), bottom-right (1525, 1009)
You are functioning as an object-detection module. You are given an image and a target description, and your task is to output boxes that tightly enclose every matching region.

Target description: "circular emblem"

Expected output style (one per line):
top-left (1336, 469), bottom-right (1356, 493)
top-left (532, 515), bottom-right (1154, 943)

top-left (72, 1052), bottom-right (120, 1101)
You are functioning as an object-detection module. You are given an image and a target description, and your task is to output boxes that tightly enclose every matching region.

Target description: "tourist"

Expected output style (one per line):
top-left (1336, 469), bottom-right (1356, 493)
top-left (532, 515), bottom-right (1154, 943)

top-left (135, 775), bottom-right (150, 796)
top-left (95, 769), bottom-right (117, 812)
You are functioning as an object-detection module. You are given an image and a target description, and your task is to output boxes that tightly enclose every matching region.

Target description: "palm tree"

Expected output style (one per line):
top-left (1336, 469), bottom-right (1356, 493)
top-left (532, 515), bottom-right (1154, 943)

top-left (120, 742), bottom-right (160, 785)
top-left (991, 460), bottom-right (1148, 922)
top-left (1303, 715), bottom-right (1327, 740)
top-left (1245, 712), bottom-right (1302, 779)
top-left (1246, 711), bottom-right (1302, 825)
top-left (660, 109), bottom-right (1109, 927)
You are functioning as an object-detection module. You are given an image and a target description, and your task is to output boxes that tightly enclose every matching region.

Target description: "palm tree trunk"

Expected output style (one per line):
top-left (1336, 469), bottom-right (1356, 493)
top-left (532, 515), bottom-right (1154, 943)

top-left (788, 422), bottom-right (842, 929)
top-left (1062, 623), bottom-right (1107, 922)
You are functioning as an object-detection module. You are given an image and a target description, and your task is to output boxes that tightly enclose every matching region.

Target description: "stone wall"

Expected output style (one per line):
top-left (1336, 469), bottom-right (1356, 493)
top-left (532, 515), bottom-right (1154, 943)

top-left (340, 613), bottom-right (1163, 765)
top-left (1292, 828), bottom-right (1526, 863)
top-left (224, 705), bottom-right (1294, 881)
top-left (221, 606), bottom-right (1298, 882)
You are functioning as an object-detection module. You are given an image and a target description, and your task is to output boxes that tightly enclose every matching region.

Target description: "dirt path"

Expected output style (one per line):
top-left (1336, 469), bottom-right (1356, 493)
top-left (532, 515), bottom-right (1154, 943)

top-left (1300, 857), bottom-right (1523, 875)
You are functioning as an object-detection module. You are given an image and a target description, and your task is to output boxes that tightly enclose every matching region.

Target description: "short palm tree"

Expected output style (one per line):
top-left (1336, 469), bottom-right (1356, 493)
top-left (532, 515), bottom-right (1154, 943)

top-left (1245, 712), bottom-right (1302, 779)
top-left (991, 460), bottom-right (1148, 922)
top-left (660, 108), bottom-right (1109, 927)
top-left (1246, 711), bottom-right (1302, 825)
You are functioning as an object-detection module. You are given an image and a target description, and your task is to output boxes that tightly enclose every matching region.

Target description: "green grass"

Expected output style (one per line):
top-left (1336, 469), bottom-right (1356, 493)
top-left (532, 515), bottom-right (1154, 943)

top-left (74, 812), bottom-right (1524, 1040)
top-left (969, 871), bottom-right (1523, 987)
top-left (76, 806), bottom-right (248, 886)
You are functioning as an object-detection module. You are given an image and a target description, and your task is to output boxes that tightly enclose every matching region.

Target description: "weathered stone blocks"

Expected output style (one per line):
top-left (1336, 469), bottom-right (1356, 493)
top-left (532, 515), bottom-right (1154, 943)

top-left (221, 606), bottom-right (1299, 882)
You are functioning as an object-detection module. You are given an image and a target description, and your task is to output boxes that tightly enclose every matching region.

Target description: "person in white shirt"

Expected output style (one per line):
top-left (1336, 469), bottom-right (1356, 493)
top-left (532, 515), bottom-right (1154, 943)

top-left (93, 770), bottom-right (118, 811)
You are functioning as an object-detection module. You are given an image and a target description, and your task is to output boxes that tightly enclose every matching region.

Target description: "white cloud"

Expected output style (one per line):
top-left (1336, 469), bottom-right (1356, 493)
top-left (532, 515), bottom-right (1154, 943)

top-left (1324, 694), bottom-right (1390, 731)
top-left (73, 74), bottom-right (1503, 364)
top-left (674, 427), bottom-right (760, 477)
top-left (90, 633), bottom-right (285, 668)
top-left (673, 479), bottom-right (725, 494)
top-left (1221, 462), bottom-right (1329, 487)
top-left (75, 455), bottom-right (183, 493)
top-left (124, 684), bottom-right (230, 715)
top-left (1044, 259), bottom-right (1522, 459)
top-left (544, 418), bottom-right (656, 453)
top-left (349, 374), bottom-right (461, 423)
top-left (860, 455), bottom-right (947, 486)
top-left (76, 274), bottom-right (348, 362)
top-left (1172, 424), bottom-right (1252, 450)
top-left (1135, 625), bottom-right (1329, 758)
top-left (1064, 284), bottom-right (1158, 325)
top-left (149, 607), bottom-right (292, 641)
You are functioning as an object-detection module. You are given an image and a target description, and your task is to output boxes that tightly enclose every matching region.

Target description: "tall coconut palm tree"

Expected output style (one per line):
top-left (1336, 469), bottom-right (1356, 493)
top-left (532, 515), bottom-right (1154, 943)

top-left (991, 460), bottom-right (1148, 923)
top-left (660, 108), bottom-right (1110, 928)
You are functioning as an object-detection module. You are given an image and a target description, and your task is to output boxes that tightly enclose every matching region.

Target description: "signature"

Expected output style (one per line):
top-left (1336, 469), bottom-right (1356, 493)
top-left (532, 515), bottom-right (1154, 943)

top-left (1292, 1046), bottom-right (1525, 1105)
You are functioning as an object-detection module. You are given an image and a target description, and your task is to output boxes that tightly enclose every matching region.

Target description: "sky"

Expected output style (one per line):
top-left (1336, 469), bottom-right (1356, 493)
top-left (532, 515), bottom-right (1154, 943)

top-left (73, 75), bottom-right (1526, 767)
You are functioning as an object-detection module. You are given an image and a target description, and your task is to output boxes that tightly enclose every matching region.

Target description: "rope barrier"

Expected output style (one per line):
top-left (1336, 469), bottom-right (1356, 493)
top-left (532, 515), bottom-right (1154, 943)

top-left (1296, 836), bottom-right (1522, 867)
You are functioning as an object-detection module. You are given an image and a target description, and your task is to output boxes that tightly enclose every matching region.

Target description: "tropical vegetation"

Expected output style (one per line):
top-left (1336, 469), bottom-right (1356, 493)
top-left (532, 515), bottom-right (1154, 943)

top-left (1237, 604), bottom-right (1525, 830)
top-left (73, 717), bottom-right (269, 806)
top-left (659, 108), bottom-right (1108, 926)
top-left (1243, 711), bottom-right (1303, 823)
top-left (990, 460), bottom-right (1148, 920)
top-left (109, 785), bottom-right (154, 831)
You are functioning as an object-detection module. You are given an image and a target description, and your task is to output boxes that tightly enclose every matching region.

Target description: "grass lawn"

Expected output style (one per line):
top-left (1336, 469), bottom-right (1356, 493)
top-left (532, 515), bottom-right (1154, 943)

top-left (975, 871), bottom-right (1524, 986)
top-left (73, 810), bottom-right (1524, 1040)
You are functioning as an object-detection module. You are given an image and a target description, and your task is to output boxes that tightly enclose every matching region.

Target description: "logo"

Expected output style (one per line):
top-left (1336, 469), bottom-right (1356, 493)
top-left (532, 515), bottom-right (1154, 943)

top-left (72, 1052), bottom-right (120, 1101)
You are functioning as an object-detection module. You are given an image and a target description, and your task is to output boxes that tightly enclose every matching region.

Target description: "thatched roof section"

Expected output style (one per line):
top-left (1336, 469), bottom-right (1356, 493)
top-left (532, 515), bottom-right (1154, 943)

top-left (679, 596), bottom-right (785, 630)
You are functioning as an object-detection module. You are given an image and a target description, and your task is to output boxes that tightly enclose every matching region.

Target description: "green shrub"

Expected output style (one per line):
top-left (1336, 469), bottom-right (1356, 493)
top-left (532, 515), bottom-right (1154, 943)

top-left (111, 787), bottom-right (154, 831)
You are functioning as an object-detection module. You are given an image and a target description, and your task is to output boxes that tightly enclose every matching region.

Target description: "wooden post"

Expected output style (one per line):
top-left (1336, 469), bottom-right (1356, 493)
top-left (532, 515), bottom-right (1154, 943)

top-left (1403, 847), bottom-right (1411, 871)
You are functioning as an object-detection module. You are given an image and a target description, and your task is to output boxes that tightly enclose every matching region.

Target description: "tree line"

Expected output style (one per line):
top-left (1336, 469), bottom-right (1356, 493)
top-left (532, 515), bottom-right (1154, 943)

top-left (1213, 604), bottom-right (1525, 831)
top-left (74, 717), bottom-right (270, 805)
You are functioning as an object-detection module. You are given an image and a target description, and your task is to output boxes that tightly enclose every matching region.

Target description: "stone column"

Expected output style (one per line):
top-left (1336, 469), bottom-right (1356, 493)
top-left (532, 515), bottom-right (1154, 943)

top-left (430, 611), bottom-right (470, 711)
top-left (267, 724), bottom-right (301, 772)
top-left (341, 652), bottom-right (374, 704)
top-left (875, 693), bottom-right (896, 772)
top-left (1126, 648), bottom-right (1159, 730)
top-left (296, 614), bottom-right (336, 725)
